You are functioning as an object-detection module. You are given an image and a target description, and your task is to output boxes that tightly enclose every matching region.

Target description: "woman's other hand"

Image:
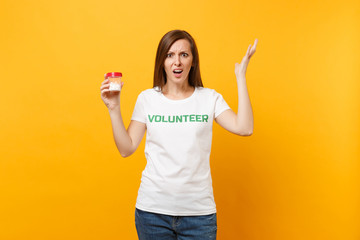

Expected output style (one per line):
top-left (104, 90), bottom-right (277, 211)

top-left (235, 38), bottom-right (258, 79)
top-left (100, 78), bottom-right (124, 111)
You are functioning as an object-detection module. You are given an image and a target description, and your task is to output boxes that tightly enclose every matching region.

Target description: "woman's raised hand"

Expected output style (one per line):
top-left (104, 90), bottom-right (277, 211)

top-left (235, 38), bottom-right (258, 79)
top-left (100, 78), bottom-right (124, 111)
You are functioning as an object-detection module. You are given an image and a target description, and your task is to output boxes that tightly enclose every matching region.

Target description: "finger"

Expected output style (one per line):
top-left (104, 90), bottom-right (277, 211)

top-left (101, 79), bottom-right (109, 85)
top-left (101, 87), bottom-right (111, 93)
top-left (254, 38), bottom-right (258, 49)
top-left (101, 89), bottom-right (111, 96)
top-left (246, 44), bottom-right (251, 56)
top-left (251, 39), bottom-right (258, 53)
top-left (100, 83), bottom-right (110, 89)
top-left (100, 83), bottom-right (110, 90)
top-left (249, 39), bottom-right (258, 56)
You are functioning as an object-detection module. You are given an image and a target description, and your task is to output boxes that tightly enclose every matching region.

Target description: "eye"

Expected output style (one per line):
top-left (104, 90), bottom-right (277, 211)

top-left (166, 53), bottom-right (173, 58)
top-left (181, 53), bottom-right (189, 57)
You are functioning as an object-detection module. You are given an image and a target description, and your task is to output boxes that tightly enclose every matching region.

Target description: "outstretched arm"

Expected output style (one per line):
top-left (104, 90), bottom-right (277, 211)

top-left (215, 39), bottom-right (258, 136)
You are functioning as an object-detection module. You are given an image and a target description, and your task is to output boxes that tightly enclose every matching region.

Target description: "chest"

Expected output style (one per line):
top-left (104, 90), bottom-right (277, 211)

top-left (144, 100), bottom-right (215, 139)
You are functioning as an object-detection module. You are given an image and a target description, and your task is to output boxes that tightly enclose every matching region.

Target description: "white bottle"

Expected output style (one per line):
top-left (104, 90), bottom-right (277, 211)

top-left (105, 72), bottom-right (122, 91)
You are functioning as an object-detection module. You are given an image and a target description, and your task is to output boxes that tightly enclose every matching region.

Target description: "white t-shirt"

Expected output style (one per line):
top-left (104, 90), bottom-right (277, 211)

top-left (131, 86), bottom-right (230, 216)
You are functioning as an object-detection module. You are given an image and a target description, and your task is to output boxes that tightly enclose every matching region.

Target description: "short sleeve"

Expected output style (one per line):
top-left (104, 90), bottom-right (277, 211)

top-left (131, 92), bottom-right (146, 123)
top-left (214, 91), bottom-right (231, 118)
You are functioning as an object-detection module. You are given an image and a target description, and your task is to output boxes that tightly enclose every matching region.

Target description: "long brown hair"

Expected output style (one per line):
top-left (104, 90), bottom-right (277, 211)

top-left (153, 30), bottom-right (203, 89)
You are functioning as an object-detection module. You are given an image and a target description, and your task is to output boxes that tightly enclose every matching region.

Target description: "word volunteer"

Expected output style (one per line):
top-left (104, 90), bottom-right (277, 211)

top-left (148, 114), bottom-right (209, 123)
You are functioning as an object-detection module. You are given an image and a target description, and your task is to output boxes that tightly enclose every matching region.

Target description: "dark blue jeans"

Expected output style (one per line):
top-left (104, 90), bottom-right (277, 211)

top-left (135, 208), bottom-right (217, 240)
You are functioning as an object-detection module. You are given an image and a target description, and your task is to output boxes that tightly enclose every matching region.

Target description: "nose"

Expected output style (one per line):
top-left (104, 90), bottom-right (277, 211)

top-left (174, 54), bottom-right (181, 66)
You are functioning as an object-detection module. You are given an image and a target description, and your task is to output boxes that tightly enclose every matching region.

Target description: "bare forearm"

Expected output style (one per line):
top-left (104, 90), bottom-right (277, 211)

top-left (108, 107), bottom-right (134, 157)
top-left (236, 76), bottom-right (254, 134)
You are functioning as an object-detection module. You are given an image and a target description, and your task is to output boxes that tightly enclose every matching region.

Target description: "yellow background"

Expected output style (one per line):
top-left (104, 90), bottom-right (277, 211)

top-left (1, 0), bottom-right (359, 239)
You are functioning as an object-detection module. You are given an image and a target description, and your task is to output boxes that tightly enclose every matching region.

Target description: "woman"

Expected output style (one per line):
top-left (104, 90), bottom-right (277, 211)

top-left (100, 30), bottom-right (257, 240)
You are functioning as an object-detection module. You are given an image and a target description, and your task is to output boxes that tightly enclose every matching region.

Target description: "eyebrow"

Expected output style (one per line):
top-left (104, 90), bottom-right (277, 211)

top-left (167, 50), bottom-right (189, 53)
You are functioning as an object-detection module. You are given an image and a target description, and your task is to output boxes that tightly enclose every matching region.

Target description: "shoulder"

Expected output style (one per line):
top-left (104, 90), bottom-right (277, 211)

top-left (137, 87), bottom-right (161, 98)
top-left (196, 87), bottom-right (223, 97)
top-left (196, 87), bottom-right (214, 93)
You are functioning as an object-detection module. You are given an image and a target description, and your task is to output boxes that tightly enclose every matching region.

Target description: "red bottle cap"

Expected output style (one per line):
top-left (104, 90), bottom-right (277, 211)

top-left (105, 72), bottom-right (122, 78)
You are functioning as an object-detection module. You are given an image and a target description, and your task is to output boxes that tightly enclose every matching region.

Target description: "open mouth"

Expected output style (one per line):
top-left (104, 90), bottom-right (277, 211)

top-left (173, 69), bottom-right (183, 78)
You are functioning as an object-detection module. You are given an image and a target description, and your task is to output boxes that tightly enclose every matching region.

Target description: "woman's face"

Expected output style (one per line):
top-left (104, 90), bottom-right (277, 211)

top-left (164, 39), bottom-right (193, 86)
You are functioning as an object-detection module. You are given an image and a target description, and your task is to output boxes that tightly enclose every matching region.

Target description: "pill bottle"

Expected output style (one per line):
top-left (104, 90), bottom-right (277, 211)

top-left (105, 72), bottom-right (122, 91)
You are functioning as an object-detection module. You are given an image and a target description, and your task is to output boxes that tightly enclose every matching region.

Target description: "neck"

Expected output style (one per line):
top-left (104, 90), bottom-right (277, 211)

top-left (162, 81), bottom-right (195, 99)
top-left (163, 81), bottom-right (193, 93)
